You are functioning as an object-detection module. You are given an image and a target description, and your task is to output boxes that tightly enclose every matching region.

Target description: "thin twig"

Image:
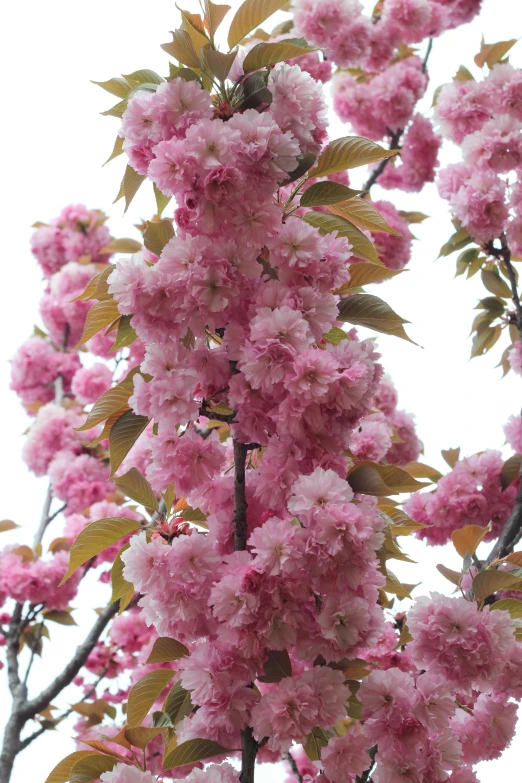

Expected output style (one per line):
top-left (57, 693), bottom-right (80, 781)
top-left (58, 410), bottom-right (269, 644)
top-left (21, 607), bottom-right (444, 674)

top-left (284, 751), bottom-right (303, 783)
top-left (422, 38), bottom-right (433, 72)
top-left (361, 128), bottom-right (404, 194)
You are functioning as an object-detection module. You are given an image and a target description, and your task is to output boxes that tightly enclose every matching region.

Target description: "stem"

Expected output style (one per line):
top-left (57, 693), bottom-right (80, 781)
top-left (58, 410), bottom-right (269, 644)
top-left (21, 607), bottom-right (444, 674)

top-left (232, 438), bottom-right (258, 783)
top-left (422, 38), bottom-right (433, 72)
top-left (500, 234), bottom-right (522, 339)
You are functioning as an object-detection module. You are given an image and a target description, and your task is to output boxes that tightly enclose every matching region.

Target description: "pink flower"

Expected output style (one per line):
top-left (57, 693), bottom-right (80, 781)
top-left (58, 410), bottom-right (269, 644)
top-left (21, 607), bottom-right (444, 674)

top-left (408, 593), bottom-right (515, 690)
top-left (322, 732), bottom-right (371, 783)
top-left (71, 363), bottom-right (112, 405)
top-left (288, 468), bottom-right (354, 516)
top-left (146, 427), bottom-right (225, 496)
top-left (100, 764), bottom-right (157, 783)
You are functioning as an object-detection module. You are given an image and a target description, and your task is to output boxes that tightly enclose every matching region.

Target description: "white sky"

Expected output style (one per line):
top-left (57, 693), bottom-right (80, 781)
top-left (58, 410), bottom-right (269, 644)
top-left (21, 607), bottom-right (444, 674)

top-left (1, 1), bottom-right (522, 781)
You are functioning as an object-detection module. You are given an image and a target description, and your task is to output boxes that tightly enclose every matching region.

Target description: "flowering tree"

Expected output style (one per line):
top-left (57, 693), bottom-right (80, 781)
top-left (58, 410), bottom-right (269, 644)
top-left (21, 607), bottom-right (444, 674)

top-left (3, 2), bottom-right (522, 783)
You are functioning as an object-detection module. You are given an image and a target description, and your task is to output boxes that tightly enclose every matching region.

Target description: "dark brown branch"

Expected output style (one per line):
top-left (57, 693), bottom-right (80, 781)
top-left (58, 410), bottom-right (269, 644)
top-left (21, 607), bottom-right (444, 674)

top-left (485, 467), bottom-right (522, 566)
top-left (361, 128), bottom-right (404, 194)
top-left (284, 751), bottom-right (303, 783)
top-left (422, 38), bottom-right (433, 72)
top-left (500, 234), bottom-right (522, 339)
top-left (233, 441), bottom-right (249, 552)
top-left (232, 438), bottom-right (258, 783)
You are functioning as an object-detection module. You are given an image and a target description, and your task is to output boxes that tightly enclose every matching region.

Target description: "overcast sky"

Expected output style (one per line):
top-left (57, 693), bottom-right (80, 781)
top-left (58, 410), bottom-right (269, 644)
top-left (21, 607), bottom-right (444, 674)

top-left (1, 1), bottom-right (522, 781)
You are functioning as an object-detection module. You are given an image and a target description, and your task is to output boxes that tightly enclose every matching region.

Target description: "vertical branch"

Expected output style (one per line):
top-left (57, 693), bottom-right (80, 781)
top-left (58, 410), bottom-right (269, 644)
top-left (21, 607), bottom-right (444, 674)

top-left (232, 438), bottom-right (258, 783)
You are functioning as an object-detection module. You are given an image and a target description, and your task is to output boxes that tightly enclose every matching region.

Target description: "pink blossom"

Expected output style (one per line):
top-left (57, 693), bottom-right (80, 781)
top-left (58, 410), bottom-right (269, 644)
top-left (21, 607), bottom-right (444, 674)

top-left (71, 362), bottom-right (112, 405)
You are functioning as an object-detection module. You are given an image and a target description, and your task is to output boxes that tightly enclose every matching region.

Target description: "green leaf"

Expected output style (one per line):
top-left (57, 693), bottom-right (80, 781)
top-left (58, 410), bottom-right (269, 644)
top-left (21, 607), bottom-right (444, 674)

top-left (204, 0), bottom-right (231, 37)
top-left (472, 569), bottom-right (522, 601)
top-left (303, 727), bottom-right (329, 761)
top-left (110, 314), bottom-right (138, 352)
top-left (76, 374), bottom-right (136, 430)
top-left (181, 507), bottom-right (209, 523)
top-left (227, 0), bottom-right (289, 48)
top-left (100, 238), bottom-right (142, 254)
top-left (92, 78), bottom-right (131, 98)
top-left (490, 598), bottom-right (522, 618)
top-left (143, 219), bottom-right (175, 257)
top-left (163, 739), bottom-right (230, 770)
top-left (75, 300), bottom-right (121, 349)
top-left (44, 753), bottom-right (106, 783)
top-left (153, 183), bottom-right (172, 218)
top-left (303, 211), bottom-right (380, 264)
top-left (481, 269), bottom-right (512, 298)
top-left (114, 165), bottom-right (146, 212)
top-left (329, 199), bottom-right (400, 236)
top-left (323, 326), bottom-right (349, 345)
top-left (337, 293), bottom-right (414, 342)
top-left (347, 461), bottom-right (429, 496)
top-left (471, 323), bottom-right (501, 358)
top-left (438, 227), bottom-right (471, 257)
top-left (234, 72), bottom-right (272, 111)
top-left (204, 49), bottom-right (237, 81)
top-left (69, 754), bottom-right (117, 783)
top-left (61, 518), bottom-right (142, 583)
top-left (113, 468), bottom-right (158, 510)
top-left (335, 263), bottom-right (403, 290)
top-left (308, 136), bottom-right (398, 179)
top-left (300, 181), bottom-right (361, 207)
top-left (258, 649), bottom-right (292, 682)
top-left (123, 69), bottom-right (164, 86)
top-left (147, 637), bottom-right (189, 663)
top-left (163, 681), bottom-right (193, 725)
top-left (280, 152), bottom-right (317, 185)
top-left (104, 136), bottom-right (125, 166)
top-left (243, 38), bottom-right (316, 72)
top-left (501, 454), bottom-right (521, 490)
top-left (127, 669), bottom-right (176, 727)
top-left (101, 100), bottom-right (128, 118)
top-left (110, 543), bottom-right (134, 612)
top-left (167, 64), bottom-right (201, 83)
top-left (109, 410), bottom-right (150, 475)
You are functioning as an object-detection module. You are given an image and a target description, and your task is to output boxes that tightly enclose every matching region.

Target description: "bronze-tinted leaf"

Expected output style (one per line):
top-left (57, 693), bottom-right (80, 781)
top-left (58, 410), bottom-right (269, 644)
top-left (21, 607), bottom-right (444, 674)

top-left (113, 468), bottom-right (158, 511)
top-left (147, 637), bottom-right (190, 663)
top-left (472, 569), bottom-right (522, 601)
top-left (347, 461), bottom-right (428, 496)
top-left (451, 524), bottom-right (489, 559)
top-left (329, 199), bottom-right (400, 235)
top-left (501, 454), bottom-right (522, 490)
top-left (303, 212), bottom-right (380, 264)
top-left (127, 669), bottom-right (175, 727)
top-left (163, 738), bottom-right (230, 770)
top-left (227, 0), bottom-right (289, 48)
top-left (258, 649), bottom-right (292, 682)
top-left (243, 38), bottom-right (316, 72)
top-left (441, 447), bottom-right (460, 468)
top-left (308, 136), bottom-right (398, 179)
top-left (300, 181), bottom-right (361, 207)
top-left (61, 517), bottom-right (142, 583)
top-left (75, 300), bottom-right (120, 349)
top-left (109, 410), bottom-right (150, 475)
top-left (143, 219), bottom-right (175, 257)
top-left (337, 293), bottom-right (414, 342)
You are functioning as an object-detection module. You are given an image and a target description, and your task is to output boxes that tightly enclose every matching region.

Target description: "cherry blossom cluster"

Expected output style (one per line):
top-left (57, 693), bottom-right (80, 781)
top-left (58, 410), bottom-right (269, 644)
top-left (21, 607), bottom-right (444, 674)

top-left (405, 446), bottom-right (518, 545)
top-left (436, 63), bottom-right (522, 248)
top-left (86, 37), bottom-right (522, 780)
top-left (1, 207), bottom-right (147, 684)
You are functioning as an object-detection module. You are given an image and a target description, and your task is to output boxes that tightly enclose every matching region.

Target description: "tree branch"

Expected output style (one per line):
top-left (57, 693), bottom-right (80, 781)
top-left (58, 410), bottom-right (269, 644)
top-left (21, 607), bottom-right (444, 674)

top-left (284, 751), bottom-right (303, 783)
top-left (20, 601), bottom-right (119, 720)
top-left (232, 438), bottom-right (258, 783)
